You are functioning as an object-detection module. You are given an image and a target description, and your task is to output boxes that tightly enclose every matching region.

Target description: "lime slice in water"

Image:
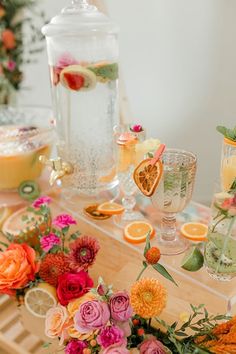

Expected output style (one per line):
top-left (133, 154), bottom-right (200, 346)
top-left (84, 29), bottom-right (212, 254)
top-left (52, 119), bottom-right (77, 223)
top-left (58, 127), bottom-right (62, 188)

top-left (181, 246), bottom-right (204, 272)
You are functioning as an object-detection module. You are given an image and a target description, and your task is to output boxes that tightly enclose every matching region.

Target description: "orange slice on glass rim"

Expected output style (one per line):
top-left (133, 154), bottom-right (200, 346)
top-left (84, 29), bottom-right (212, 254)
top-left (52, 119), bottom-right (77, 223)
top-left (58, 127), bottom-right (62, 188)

top-left (180, 222), bottom-right (208, 242)
top-left (97, 202), bottom-right (125, 215)
top-left (124, 221), bottom-right (155, 244)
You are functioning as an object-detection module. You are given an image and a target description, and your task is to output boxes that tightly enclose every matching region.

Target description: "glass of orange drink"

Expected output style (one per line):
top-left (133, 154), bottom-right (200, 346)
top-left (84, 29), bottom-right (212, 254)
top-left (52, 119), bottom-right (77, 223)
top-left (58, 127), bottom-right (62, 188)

top-left (0, 106), bottom-right (54, 191)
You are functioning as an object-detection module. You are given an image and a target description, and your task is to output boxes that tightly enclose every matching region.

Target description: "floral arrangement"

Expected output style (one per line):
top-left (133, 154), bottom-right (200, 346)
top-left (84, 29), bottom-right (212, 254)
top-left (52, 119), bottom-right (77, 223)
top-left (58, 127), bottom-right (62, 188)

top-left (0, 0), bottom-right (45, 103)
top-left (0, 196), bottom-right (99, 305)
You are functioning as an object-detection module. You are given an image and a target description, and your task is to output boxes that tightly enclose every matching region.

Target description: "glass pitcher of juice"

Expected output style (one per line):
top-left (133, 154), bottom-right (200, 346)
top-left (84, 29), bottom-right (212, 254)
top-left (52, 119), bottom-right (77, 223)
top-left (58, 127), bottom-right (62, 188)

top-left (42, 0), bottom-right (119, 195)
top-left (221, 137), bottom-right (236, 191)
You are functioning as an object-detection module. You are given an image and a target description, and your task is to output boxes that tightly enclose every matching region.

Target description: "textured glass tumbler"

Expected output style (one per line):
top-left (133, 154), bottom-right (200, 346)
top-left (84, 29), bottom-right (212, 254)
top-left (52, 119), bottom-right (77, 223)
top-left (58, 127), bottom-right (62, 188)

top-left (151, 149), bottom-right (197, 255)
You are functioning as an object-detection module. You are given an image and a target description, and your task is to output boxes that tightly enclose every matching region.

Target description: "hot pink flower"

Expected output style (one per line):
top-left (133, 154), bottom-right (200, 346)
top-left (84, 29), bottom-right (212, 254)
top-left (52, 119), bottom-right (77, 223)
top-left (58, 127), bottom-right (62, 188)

top-left (65, 339), bottom-right (87, 354)
top-left (221, 198), bottom-right (234, 210)
top-left (74, 300), bottom-right (110, 333)
top-left (131, 124), bottom-right (143, 133)
top-left (139, 337), bottom-right (167, 354)
top-left (102, 343), bottom-right (129, 354)
top-left (40, 233), bottom-right (61, 252)
top-left (7, 60), bottom-right (16, 72)
top-left (109, 292), bottom-right (132, 322)
top-left (57, 53), bottom-right (78, 70)
top-left (32, 196), bottom-right (51, 208)
top-left (52, 214), bottom-right (77, 229)
top-left (97, 325), bottom-right (126, 349)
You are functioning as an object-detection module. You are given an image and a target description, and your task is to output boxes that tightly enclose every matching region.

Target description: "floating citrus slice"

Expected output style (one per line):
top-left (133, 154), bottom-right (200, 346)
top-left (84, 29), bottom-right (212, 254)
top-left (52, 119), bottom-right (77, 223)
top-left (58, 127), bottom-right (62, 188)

top-left (181, 246), bottom-right (204, 272)
top-left (84, 204), bottom-right (111, 220)
top-left (2, 206), bottom-right (50, 246)
top-left (180, 222), bottom-right (208, 242)
top-left (97, 202), bottom-right (124, 215)
top-left (60, 65), bottom-right (97, 91)
top-left (124, 221), bottom-right (155, 244)
top-left (133, 158), bottom-right (163, 197)
top-left (24, 282), bottom-right (57, 318)
top-left (0, 207), bottom-right (11, 229)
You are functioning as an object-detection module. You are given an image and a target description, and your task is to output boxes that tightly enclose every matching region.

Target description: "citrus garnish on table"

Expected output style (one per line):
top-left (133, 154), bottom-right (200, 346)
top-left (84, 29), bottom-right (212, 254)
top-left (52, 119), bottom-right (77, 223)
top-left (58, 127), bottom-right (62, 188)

top-left (180, 222), bottom-right (208, 242)
top-left (97, 202), bottom-right (124, 215)
top-left (181, 246), bottom-right (204, 272)
top-left (0, 207), bottom-right (11, 229)
top-left (24, 282), bottom-right (57, 318)
top-left (124, 221), bottom-right (155, 244)
top-left (84, 204), bottom-right (111, 220)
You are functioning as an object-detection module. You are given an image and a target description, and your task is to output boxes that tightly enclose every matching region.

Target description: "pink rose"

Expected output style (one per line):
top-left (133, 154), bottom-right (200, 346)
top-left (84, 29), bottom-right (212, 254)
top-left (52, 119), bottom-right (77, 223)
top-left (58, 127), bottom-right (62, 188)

top-left (74, 300), bottom-right (110, 333)
top-left (53, 214), bottom-right (77, 229)
top-left (102, 343), bottom-right (129, 354)
top-left (57, 271), bottom-right (93, 306)
top-left (7, 60), bottom-right (16, 72)
top-left (139, 337), bottom-right (167, 354)
top-left (115, 321), bottom-right (131, 337)
top-left (109, 292), bottom-right (132, 322)
top-left (40, 233), bottom-right (61, 252)
top-left (65, 339), bottom-right (87, 354)
top-left (45, 304), bottom-right (70, 339)
top-left (32, 196), bottom-right (51, 208)
top-left (97, 325), bottom-right (126, 349)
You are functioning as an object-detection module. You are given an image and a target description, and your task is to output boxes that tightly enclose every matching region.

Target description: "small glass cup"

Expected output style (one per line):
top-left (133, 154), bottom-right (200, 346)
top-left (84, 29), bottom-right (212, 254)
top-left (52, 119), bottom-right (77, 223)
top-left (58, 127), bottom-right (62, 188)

top-left (113, 123), bottom-right (146, 227)
top-left (204, 185), bottom-right (236, 281)
top-left (221, 137), bottom-right (236, 191)
top-left (151, 148), bottom-right (197, 255)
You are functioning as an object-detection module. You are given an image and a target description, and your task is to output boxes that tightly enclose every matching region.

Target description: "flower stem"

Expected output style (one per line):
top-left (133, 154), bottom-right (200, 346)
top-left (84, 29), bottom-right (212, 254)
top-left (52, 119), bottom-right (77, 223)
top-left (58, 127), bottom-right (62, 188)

top-left (136, 266), bottom-right (147, 281)
top-left (211, 215), bottom-right (228, 233)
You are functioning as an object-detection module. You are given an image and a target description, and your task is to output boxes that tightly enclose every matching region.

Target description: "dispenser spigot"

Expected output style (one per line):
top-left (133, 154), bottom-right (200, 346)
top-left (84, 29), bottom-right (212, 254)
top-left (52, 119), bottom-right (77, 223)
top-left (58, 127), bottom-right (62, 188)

top-left (39, 156), bottom-right (74, 186)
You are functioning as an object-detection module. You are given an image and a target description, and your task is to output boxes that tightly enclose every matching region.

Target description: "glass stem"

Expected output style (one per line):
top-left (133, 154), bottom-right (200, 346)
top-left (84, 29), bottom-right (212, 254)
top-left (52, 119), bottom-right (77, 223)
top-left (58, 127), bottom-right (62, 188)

top-left (161, 213), bottom-right (176, 242)
top-left (122, 194), bottom-right (136, 214)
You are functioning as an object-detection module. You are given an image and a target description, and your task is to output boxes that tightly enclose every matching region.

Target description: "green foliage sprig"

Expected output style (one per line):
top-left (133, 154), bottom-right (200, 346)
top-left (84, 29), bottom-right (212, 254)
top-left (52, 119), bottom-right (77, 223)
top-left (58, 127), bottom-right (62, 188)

top-left (217, 125), bottom-right (236, 142)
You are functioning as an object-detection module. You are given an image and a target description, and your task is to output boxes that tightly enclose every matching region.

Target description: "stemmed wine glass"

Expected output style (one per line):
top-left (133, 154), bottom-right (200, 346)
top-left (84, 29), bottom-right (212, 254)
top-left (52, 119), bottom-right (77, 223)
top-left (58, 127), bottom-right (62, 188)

top-left (151, 149), bottom-right (197, 255)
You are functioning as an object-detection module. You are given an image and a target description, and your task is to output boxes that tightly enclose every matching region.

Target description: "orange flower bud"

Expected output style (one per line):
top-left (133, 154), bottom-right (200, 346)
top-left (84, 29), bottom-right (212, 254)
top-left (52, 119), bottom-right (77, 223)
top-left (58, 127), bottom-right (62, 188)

top-left (90, 339), bottom-right (97, 347)
top-left (145, 247), bottom-right (161, 264)
top-left (2, 29), bottom-right (16, 50)
top-left (137, 328), bottom-right (145, 336)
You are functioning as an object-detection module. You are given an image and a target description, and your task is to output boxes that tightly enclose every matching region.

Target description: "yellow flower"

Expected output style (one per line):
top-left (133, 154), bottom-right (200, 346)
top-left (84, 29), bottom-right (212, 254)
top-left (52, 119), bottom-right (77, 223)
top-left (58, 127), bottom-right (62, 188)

top-left (67, 292), bottom-right (96, 340)
top-left (130, 278), bottom-right (167, 319)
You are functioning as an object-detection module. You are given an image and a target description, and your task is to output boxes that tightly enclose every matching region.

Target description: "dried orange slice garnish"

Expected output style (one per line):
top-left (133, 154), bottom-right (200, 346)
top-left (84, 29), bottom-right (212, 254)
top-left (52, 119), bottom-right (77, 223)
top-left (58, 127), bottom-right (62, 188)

top-left (124, 221), bottom-right (155, 244)
top-left (84, 204), bottom-right (111, 220)
top-left (97, 202), bottom-right (125, 215)
top-left (133, 158), bottom-right (163, 197)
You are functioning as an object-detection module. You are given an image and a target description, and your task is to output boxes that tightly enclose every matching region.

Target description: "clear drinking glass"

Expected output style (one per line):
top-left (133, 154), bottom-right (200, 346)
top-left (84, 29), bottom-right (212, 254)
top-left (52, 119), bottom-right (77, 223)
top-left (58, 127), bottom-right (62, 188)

top-left (114, 124), bottom-right (146, 227)
top-left (221, 137), bottom-right (236, 191)
top-left (151, 149), bottom-right (197, 255)
top-left (204, 187), bottom-right (236, 281)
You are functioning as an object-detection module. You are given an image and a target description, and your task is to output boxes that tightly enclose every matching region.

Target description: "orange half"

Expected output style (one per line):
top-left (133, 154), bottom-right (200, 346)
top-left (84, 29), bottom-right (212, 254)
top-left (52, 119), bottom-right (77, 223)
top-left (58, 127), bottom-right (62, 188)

top-left (180, 222), bottom-right (208, 242)
top-left (97, 202), bottom-right (125, 215)
top-left (124, 221), bottom-right (155, 244)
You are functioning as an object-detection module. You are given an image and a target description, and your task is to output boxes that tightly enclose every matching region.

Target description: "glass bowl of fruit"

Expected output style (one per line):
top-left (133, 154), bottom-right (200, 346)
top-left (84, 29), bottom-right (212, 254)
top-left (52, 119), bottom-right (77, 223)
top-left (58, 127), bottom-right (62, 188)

top-left (0, 105), bottom-right (54, 200)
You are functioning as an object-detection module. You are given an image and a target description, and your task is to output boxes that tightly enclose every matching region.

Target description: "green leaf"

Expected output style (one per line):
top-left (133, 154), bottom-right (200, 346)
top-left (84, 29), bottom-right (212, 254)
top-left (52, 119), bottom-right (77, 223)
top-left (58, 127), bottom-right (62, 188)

top-left (70, 231), bottom-right (81, 240)
top-left (144, 232), bottom-right (151, 256)
top-left (216, 125), bottom-right (228, 136)
top-left (0, 240), bottom-right (9, 248)
top-left (42, 342), bottom-right (51, 348)
top-left (152, 263), bottom-right (178, 286)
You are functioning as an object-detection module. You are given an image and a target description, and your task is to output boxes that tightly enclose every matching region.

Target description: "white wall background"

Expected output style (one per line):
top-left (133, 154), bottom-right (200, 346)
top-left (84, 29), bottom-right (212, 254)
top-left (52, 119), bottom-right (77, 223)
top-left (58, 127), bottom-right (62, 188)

top-left (20, 0), bottom-right (236, 204)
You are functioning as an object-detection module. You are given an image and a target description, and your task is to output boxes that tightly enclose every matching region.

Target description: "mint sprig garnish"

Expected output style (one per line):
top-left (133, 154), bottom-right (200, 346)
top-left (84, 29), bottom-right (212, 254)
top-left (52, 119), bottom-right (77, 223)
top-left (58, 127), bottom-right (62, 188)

top-left (216, 125), bottom-right (236, 142)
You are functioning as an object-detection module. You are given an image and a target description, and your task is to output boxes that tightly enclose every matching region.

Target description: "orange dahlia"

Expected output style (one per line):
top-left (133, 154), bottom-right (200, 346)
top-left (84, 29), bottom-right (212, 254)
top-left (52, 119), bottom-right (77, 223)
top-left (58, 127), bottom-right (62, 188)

top-left (130, 278), bottom-right (167, 319)
top-left (39, 253), bottom-right (71, 287)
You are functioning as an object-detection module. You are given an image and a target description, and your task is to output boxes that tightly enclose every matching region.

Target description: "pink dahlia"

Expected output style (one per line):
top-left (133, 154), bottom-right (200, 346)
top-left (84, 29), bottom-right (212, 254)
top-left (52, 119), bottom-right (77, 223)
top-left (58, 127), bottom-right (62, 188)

top-left (67, 235), bottom-right (100, 271)
top-left (52, 214), bottom-right (77, 229)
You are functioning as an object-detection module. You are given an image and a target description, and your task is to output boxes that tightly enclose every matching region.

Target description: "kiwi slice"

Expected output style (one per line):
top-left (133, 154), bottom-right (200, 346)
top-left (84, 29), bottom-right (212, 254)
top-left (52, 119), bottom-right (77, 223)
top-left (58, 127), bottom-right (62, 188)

top-left (18, 180), bottom-right (40, 201)
top-left (208, 232), bottom-right (236, 261)
top-left (88, 63), bottom-right (118, 82)
top-left (205, 241), bottom-right (236, 274)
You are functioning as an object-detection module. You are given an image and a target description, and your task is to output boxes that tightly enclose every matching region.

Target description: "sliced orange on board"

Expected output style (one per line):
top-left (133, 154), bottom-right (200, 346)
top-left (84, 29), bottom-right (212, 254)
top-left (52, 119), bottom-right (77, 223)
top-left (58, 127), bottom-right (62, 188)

top-left (180, 222), bottom-right (208, 242)
top-left (97, 202), bottom-right (125, 215)
top-left (133, 158), bottom-right (163, 197)
top-left (124, 221), bottom-right (155, 244)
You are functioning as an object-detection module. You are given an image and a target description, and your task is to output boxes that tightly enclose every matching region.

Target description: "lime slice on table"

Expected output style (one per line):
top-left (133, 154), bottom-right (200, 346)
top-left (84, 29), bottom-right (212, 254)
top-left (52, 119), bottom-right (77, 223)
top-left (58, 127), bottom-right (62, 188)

top-left (181, 246), bottom-right (204, 272)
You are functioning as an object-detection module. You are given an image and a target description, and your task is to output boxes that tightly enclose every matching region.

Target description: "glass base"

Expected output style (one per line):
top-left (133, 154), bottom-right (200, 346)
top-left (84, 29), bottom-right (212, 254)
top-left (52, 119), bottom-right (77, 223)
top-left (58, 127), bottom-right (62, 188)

top-left (156, 233), bottom-right (189, 256)
top-left (206, 266), bottom-right (235, 282)
top-left (113, 210), bottom-right (145, 229)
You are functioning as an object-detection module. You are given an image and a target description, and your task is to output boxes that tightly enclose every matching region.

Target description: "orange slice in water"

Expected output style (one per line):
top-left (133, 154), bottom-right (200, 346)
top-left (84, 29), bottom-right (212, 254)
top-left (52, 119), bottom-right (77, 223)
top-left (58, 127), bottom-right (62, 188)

top-left (124, 221), bottom-right (155, 244)
top-left (133, 158), bottom-right (163, 197)
top-left (180, 222), bottom-right (208, 242)
top-left (97, 202), bottom-right (124, 215)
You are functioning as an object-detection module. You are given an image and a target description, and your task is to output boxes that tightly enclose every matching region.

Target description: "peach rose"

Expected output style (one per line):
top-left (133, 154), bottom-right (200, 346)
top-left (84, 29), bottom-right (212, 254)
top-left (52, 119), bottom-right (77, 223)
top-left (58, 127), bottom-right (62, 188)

top-left (0, 244), bottom-right (39, 295)
top-left (2, 29), bottom-right (16, 49)
top-left (67, 292), bottom-right (96, 340)
top-left (45, 304), bottom-right (71, 340)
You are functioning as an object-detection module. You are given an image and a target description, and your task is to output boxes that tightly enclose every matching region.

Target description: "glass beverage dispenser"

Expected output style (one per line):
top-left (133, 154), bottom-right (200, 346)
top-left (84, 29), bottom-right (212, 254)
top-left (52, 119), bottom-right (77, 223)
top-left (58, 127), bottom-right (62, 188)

top-left (41, 0), bottom-right (119, 195)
